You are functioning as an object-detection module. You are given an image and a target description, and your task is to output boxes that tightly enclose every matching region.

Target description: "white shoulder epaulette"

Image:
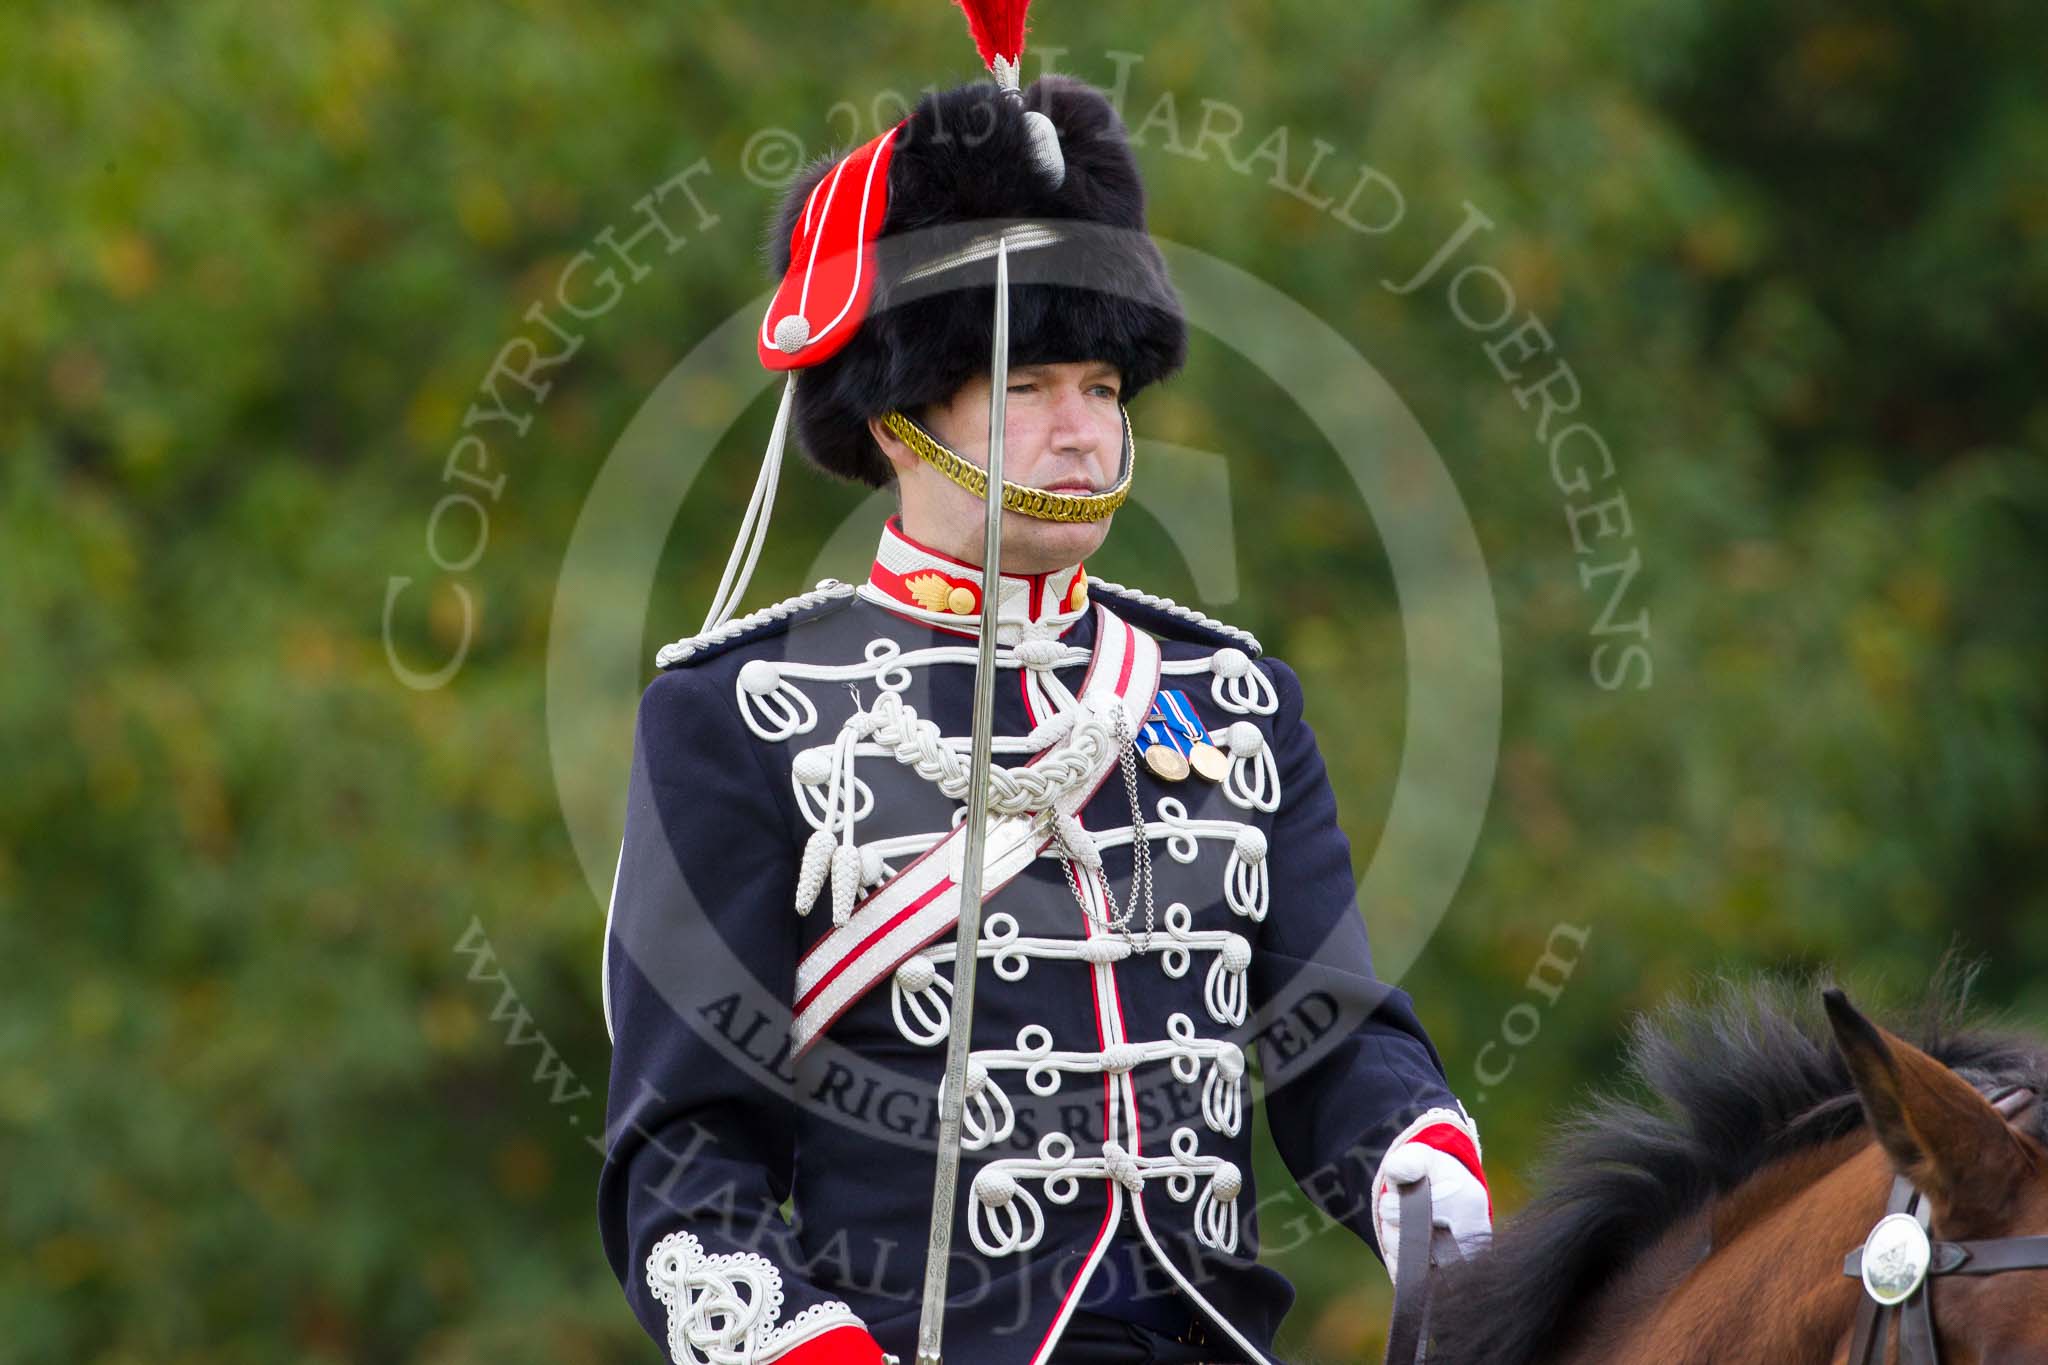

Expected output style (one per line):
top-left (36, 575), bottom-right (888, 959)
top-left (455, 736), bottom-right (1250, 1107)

top-left (1089, 580), bottom-right (1263, 657)
top-left (654, 579), bottom-right (859, 670)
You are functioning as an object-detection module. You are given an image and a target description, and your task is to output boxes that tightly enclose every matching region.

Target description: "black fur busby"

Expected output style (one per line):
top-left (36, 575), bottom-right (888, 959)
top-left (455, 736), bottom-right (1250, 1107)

top-left (763, 73), bottom-right (1187, 487)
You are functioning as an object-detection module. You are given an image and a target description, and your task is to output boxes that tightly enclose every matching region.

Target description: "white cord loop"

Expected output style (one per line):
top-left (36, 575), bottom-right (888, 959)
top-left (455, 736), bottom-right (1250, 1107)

top-left (947, 1058), bottom-right (1015, 1152)
top-left (1207, 647), bottom-right (1279, 716)
top-left (735, 659), bottom-right (821, 743)
top-left (698, 374), bottom-right (798, 637)
top-left (1225, 825), bottom-right (1270, 921)
top-left (1222, 720), bottom-right (1281, 812)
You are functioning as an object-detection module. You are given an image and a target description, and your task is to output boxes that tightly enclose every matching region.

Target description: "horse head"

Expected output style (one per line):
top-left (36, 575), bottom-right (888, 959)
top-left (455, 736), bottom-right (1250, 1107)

top-left (1825, 988), bottom-right (2048, 1363)
top-left (1426, 978), bottom-right (2048, 1365)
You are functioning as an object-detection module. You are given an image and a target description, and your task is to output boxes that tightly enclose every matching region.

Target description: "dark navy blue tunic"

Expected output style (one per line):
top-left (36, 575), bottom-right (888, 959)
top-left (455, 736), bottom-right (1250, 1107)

top-left (599, 556), bottom-right (1463, 1365)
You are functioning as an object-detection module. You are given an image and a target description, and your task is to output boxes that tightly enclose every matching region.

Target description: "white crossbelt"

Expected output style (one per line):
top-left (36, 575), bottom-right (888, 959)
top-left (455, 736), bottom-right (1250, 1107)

top-left (790, 604), bottom-right (1162, 1058)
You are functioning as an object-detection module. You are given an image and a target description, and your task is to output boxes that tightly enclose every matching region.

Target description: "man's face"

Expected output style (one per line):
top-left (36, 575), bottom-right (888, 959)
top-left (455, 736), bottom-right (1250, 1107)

top-left (874, 359), bottom-right (1125, 575)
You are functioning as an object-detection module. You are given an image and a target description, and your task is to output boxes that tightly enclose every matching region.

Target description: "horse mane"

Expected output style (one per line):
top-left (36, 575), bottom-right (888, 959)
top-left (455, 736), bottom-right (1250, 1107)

top-left (1428, 970), bottom-right (2048, 1365)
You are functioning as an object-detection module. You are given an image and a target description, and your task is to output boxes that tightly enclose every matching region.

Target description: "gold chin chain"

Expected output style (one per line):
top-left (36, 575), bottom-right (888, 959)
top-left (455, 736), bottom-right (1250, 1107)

top-left (880, 406), bottom-right (1135, 523)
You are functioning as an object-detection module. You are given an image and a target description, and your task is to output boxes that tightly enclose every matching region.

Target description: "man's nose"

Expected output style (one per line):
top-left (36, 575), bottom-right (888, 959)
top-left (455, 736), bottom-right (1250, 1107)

top-left (1046, 384), bottom-right (1101, 456)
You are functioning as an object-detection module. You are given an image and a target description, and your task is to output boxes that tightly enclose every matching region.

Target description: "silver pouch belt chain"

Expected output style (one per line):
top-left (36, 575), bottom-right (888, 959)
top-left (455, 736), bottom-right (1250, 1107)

top-left (1055, 706), bottom-right (1157, 951)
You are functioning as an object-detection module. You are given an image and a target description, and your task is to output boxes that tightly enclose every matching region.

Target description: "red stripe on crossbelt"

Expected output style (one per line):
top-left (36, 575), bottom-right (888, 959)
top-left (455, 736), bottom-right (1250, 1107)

top-left (794, 875), bottom-right (955, 1015)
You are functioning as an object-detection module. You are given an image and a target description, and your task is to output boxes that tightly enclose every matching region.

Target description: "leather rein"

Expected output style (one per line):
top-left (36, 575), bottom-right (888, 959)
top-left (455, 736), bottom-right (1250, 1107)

top-left (1383, 1173), bottom-right (1462, 1365)
top-left (1842, 1085), bottom-right (2048, 1365)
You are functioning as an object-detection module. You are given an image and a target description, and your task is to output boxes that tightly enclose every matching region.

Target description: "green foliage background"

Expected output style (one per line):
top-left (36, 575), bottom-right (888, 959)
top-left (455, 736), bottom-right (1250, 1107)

top-left (5, 0), bottom-right (2045, 1361)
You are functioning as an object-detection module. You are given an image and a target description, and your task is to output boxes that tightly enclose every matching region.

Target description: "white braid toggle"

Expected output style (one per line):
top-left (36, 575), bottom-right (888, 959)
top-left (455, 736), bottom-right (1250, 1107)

top-left (1049, 811), bottom-right (1100, 871)
top-left (890, 953), bottom-right (952, 1047)
top-left (829, 844), bottom-right (861, 928)
top-left (1155, 905), bottom-right (1256, 1027)
top-left (896, 954), bottom-right (937, 994)
top-left (1207, 647), bottom-right (1279, 716)
top-left (968, 1158), bottom-right (1044, 1257)
top-left (1101, 1140), bottom-right (1146, 1192)
top-left (947, 1058), bottom-right (1015, 1153)
top-left (1221, 720), bottom-right (1281, 813)
top-left (1013, 638), bottom-right (1065, 670)
top-left (1023, 711), bottom-right (1075, 752)
top-left (1208, 932), bottom-right (1251, 1027)
top-left (1196, 1160), bottom-right (1244, 1254)
top-left (1099, 1044), bottom-right (1145, 1075)
top-left (795, 829), bottom-right (833, 916)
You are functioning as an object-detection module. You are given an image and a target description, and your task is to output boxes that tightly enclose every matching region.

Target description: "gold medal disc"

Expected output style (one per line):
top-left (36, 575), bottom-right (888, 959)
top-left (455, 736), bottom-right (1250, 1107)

top-left (1144, 744), bottom-right (1190, 782)
top-left (1187, 741), bottom-right (1230, 783)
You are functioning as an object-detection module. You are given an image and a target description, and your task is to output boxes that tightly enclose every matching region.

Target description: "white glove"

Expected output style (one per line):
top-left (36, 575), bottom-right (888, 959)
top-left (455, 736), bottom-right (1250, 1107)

top-left (1373, 1138), bottom-right (1492, 1283)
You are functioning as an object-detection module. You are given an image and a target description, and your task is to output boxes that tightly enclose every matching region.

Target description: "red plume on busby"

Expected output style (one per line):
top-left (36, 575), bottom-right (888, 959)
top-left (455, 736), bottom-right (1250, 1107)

top-left (952, 0), bottom-right (1032, 72)
top-left (753, 2), bottom-right (1187, 488)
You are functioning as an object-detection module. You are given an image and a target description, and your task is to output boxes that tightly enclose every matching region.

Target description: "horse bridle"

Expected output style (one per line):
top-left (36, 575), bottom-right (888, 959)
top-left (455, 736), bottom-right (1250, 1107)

top-left (1842, 1085), bottom-right (2048, 1365)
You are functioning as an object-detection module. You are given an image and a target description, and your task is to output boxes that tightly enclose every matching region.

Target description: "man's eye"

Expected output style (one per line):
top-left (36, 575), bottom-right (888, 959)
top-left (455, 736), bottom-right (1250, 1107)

top-left (1090, 385), bottom-right (1120, 399)
top-left (1007, 382), bottom-right (1036, 394)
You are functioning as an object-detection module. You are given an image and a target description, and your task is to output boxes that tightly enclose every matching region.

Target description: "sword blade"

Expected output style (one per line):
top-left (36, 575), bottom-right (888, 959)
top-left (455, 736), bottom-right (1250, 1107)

top-left (915, 233), bottom-right (1012, 1365)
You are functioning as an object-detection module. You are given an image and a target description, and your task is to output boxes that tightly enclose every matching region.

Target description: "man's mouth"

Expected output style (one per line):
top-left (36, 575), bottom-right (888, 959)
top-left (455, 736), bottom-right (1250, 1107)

top-left (1042, 482), bottom-right (1097, 494)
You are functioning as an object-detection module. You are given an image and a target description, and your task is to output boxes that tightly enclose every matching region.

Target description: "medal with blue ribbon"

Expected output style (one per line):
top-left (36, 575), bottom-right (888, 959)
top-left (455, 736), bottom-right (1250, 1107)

top-left (1141, 689), bottom-right (1228, 784)
top-left (1139, 711), bottom-right (1190, 782)
top-left (1156, 689), bottom-right (1230, 782)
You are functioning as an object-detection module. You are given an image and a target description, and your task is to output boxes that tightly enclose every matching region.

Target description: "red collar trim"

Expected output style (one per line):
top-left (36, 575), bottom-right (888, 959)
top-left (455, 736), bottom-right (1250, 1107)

top-left (866, 516), bottom-right (1089, 636)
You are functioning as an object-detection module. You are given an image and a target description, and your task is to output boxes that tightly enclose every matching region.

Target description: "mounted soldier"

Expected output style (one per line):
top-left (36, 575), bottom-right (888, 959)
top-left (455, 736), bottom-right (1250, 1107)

top-left (598, 4), bottom-right (1491, 1361)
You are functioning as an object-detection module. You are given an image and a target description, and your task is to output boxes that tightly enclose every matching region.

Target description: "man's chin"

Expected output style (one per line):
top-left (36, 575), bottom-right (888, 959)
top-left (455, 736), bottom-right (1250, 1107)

top-left (999, 511), bottom-right (1113, 573)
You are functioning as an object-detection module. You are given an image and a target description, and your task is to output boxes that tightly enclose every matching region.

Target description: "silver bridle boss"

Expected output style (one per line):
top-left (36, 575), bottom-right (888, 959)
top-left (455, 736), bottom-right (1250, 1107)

top-left (1842, 1086), bottom-right (2048, 1365)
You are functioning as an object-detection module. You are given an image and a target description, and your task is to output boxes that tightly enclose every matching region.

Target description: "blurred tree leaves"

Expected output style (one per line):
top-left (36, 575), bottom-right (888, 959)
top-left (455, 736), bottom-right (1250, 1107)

top-left (2, 0), bottom-right (2043, 1360)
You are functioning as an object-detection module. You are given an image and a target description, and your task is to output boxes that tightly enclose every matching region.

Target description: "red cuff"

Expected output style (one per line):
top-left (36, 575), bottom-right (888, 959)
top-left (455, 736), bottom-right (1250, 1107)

top-left (1409, 1121), bottom-right (1492, 1219)
top-left (775, 1324), bottom-right (890, 1365)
